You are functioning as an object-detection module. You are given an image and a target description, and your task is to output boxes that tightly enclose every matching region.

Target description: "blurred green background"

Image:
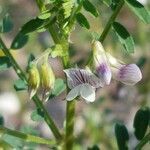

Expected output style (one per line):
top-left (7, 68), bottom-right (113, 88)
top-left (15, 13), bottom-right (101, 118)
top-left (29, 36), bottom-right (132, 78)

top-left (0, 0), bottom-right (150, 149)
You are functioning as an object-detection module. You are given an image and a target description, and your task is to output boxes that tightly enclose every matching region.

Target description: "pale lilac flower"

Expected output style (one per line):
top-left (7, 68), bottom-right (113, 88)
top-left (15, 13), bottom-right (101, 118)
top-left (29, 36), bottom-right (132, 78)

top-left (107, 53), bottom-right (142, 85)
top-left (92, 41), bottom-right (112, 86)
top-left (64, 68), bottom-right (102, 102)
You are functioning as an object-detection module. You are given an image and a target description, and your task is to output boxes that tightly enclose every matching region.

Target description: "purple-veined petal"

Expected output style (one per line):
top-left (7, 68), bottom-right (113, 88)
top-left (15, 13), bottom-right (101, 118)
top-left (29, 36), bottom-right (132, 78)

top-left (64, 69), bottom-right (82, 89)
top-left (66, 85), bottom-right (81, 101)
top-left (112, 64), bottom-right (142, 85)
top-left (64, 68), bottom-right (102, 89)
top-left (92, 41), bottom-right (112, 86)
top-left (96, 63), bottom-right (112, 86)
top-left (80, 83), bottom-right (95, 102)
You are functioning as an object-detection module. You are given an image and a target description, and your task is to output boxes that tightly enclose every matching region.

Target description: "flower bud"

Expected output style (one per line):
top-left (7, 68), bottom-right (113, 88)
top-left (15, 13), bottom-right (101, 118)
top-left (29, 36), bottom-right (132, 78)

top-left (40, 62), bottom-right (55, 101)
top-left (28, 65), bottom-right (40, 99)
top-left (92, 41), bottom-right (112, 86)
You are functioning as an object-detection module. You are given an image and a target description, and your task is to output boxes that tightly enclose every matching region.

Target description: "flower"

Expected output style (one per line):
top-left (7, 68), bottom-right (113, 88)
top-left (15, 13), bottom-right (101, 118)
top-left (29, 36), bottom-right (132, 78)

top-left (92, 41), bottom-right (142, 86)
top-left (92, 41), bottom-right (112, 86)
top-left (107, 53), bottom-right (142, 85)
top-left (64, 68), bottom-right (102, 102)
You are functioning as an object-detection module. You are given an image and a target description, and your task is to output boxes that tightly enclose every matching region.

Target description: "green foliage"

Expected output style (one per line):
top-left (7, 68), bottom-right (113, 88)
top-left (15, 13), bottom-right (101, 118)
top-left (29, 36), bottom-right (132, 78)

top-left (20, 18), bottom-right (49, 35)
top-left (115, 123), bottom-right (129, 150)
top-left (52, 78), bottom-right (66, 96)
top-left (113, 22), bottom-right (134, 53)
top-left (0, 13), bottom-right (13, 33)
top-left (133, 107), bottom-right (150, 140)
top-left (83, 0), bottom-right (99, 17)
top-left (0, 114), bottom-right (4, 126)
top-left (62, 0), bottom-right (75, 19)
top-left (125, 0), bottom-right (150, 24)
top-left (0, 56), bottom-right (12, 71)
top-left (14, 79), bottom-right (27, 91)
top-left (0, 0), bottom-right (150, 149)
top-left (76, 13), bottom-right (90, 29)
top-left (38, 10), bottom-right (51, 20)
top-left (11, 33), bottom-right (29, 50)
top-left (31, 108), bottom-right (44, 122)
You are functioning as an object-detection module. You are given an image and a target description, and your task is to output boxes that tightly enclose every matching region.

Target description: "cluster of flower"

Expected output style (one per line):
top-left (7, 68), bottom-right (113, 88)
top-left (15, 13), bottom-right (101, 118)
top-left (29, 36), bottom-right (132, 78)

top-left (28, 41), bottom-right (142, 103)
top-left (64, 41), bottom-right (142, 102)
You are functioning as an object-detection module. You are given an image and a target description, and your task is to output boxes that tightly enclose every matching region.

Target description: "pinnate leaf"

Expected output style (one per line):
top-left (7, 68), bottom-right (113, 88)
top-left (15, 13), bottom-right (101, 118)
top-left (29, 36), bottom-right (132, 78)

top-left (133, 107), bottom-right (150, 140)
top-left (0, 13), bottom-right (13, 33)
top-left (0, 56), bottom-right (11, 71)
top-left (76, 13), bottom-right (90, 29)
top-left (11, 33), bottom-right (29, 50)
top-left (115, 123), bottom-right (129, 150)
top-left (125, 0), bottom-right (150, 24)
top-left (20, 18), bottom-right (47, 34)
top-left (113, 22), bottom-right (134, 53)
top-left (83, 0), bottom-right (99, 17)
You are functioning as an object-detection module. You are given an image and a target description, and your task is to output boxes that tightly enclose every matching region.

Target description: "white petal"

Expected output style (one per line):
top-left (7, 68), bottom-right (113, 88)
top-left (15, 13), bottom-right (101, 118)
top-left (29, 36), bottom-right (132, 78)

top-left (112, 64), bottom-right (142, 85)
top-left (81, 69), bottom-right (102, 88)
top-left (80, 84), bottom-right (96, 102)
top-left (63, 69), bottom-right (74, 89)
top-left (66, 85), bottom-right (81, 101)
top-left (64, 68), bottom-right (102, 89)
top-left (93, 41), bottom-right (112, 86)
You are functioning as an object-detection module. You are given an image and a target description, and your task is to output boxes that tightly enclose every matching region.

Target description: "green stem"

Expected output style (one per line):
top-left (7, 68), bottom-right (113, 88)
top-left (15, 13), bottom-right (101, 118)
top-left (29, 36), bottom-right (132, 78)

top-left (0, 127), bottom-right (55, 146)
top-left (35, 0), bottom-right (45, 11)
top-left (65, 100), bottom-right (76, 150)
top-left (35, 1), bottom-right (76, 149)
top-left (0, 37), bottom-right (62, 140)
top-left (48, 25), bottom-right (61, 44)
top-left (99, 0), bottom-right (124, 43)
top-left (32, 95), bottom-right (62, 140)
top-left (0, 38), bottom-right (27, 81)
top-left (48, 17), bottom-right (75, 150)
top-left (134, 132), bottom-right (150, 150)
top-left (47, 12), bottom-right (76, 150)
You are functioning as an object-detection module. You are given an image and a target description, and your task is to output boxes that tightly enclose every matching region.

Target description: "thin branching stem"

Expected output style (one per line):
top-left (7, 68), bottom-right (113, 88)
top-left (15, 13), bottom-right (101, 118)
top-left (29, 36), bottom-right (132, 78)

top-left (65, 100), bottom-right (76, 150)
top-left (99, 0), bottom-right (124, 43)
top-left (0, 37), bottom-right (62, 140)
top-left (0, 127), bottom-right (56, 146)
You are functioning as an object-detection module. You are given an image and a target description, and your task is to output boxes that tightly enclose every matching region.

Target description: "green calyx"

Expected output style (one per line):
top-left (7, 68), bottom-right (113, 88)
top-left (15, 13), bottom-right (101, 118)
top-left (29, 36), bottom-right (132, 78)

top-left (28, 64), bottom-right (40, 99)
